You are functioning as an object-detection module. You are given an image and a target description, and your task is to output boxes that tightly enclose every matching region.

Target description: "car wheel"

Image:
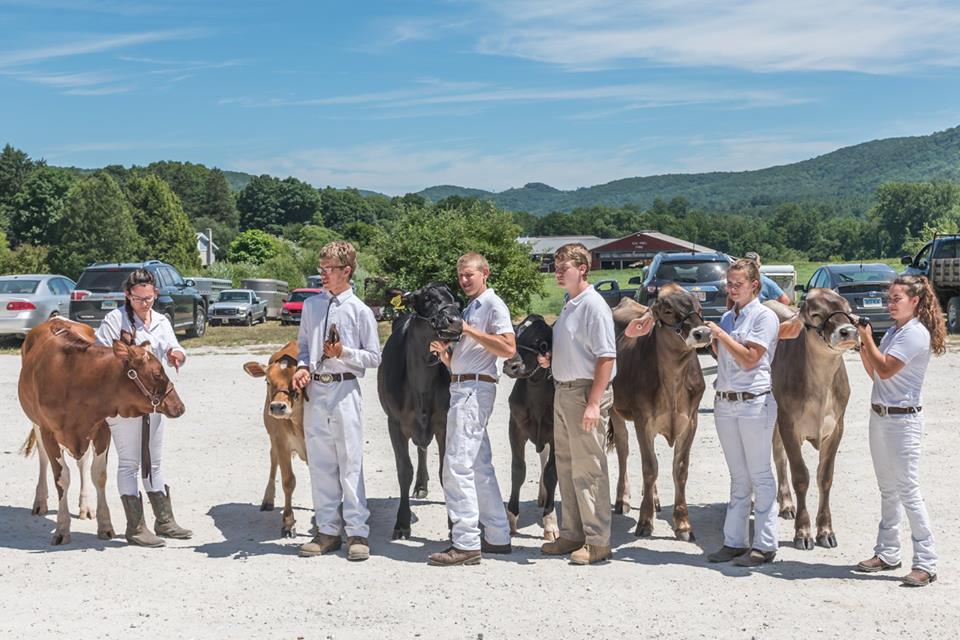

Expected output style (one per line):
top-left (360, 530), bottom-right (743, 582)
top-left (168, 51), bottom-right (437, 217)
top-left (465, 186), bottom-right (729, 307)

top-left (186, 306), bottom-right (206, 338)
top-left (947, 297), bottom-right (960, 334)
top-left (244, 312), bottom-right (253, 327)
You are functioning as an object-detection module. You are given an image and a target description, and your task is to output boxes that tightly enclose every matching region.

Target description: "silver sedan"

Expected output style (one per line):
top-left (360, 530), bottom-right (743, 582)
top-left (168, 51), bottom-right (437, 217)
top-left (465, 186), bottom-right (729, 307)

top-left (0, 274), bottom-right (76, 338)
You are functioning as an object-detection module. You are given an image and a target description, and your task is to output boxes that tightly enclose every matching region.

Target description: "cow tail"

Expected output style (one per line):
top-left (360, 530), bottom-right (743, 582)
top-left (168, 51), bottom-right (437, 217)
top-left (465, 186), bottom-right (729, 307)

top-left (20, 428), bottom-right (37, 457)
top-left (605, 420), bottom-right (616, 453)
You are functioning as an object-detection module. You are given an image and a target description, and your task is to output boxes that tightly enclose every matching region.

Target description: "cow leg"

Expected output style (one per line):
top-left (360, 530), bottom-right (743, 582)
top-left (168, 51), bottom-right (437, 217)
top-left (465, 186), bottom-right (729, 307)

top-left (773, 423), bottom-right (796, 519)
top-left (814, 423), bottom-right (843, 549)
top-left (413, 446), bottom-right (429, 500)
top-left (40, 429), bottom-right (71, 545)
top-left (537, 445), bottom-right (549, 508)
top-left (277, 453), bottom-right (297, 538)
top-left (506, 417), bottom-right (525, 536)
top-left (92, 429), bottom-right (115, 540)
top-left (541, 445), bottom-right (559, 542)
top-left (781, 433), bottom-right (813, 550)
top-left (77, 445), bottom-right (95, 520)
top-left (389, 419), bottom-right (413, 540)
top-left (31, 425), bottom-right (49, 516)
top-left (611, 411), bottom-right (631, 514)
top-left (671, 423), bottom-right (697, 542)
top-left (261, 446), bottom-right (278, 511)
top-left (634, 423), bottom-right (659, 537)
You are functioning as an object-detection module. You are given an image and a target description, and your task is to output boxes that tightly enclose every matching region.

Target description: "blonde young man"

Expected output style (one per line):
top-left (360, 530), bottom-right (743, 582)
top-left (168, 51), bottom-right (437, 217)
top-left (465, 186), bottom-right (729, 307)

top-left (427, 252), bottom-right (516, 566)
top-left (293, 241), bottom-right (381, 561)
top-left (538, 243), bottom-right (617, 565)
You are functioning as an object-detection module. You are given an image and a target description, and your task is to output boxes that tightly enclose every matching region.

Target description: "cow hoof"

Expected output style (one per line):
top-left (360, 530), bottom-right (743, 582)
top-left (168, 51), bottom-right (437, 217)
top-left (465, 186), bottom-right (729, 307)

top-left (31, 503), bottom-right (48, 516)
top-left (634, 523), bottom-right (653, 537)
top-left (412, 488), bottom-right (428, 500)
top-left (260, 502), bottom-right (274, 512)
top-left (614, 500), bottom-right (630, 515)
top-left (507, 511), bottom-right (519, 535)
top-left (77, 506), bottom-right (94, 520)
top-left (779, 506), bottom-right (796, 520)
top-left (675, 530), bottom-right (695, 542)
top-left (281, 527), bottom-right (296, 539)
top-left (794, 536), bottom-right (815, 551)
top-left (97, 528), bottom-right (115, 540)
top-left (816, 533), bottom-right (838, 548)
top-left (543, 530), bottom-right (559, 542)
top-left (51, 532), bottom-right (70, 545)
top-left (392, 527), bottom-right (411, 540)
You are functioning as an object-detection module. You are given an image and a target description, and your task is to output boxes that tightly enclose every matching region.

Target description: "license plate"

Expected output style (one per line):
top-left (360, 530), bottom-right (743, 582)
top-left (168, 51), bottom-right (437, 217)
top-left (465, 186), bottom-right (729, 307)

top-left (863, 297), bottom-right (882, 308)
top-left (101, 300), bottom-right (117, 309)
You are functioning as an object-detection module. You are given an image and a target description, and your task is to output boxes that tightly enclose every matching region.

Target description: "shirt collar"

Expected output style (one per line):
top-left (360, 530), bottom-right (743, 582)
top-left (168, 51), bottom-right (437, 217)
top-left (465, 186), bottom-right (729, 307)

top-left (326, 287), bottom-right (354, 304)
top-left (733, 296), bottom-right (760, 320)
top-left (566, 285), bottom-right (593, 307)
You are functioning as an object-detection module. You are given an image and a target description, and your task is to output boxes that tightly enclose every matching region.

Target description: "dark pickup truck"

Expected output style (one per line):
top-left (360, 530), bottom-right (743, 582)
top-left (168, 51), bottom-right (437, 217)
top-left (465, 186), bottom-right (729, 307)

top-left (593, 277), bottom-right (642, 308)
top-left (902, 233), bottom-right (960, 332)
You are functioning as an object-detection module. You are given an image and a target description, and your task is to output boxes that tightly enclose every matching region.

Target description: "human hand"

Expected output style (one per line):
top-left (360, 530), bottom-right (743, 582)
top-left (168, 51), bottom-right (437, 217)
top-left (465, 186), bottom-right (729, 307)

top-left (582, 402), bottom-right (601, 431)
top-left (322, 340), bottom-right (343, 359)
top-left (537, 352), bottom-right (552, 369)
top-left (166, 349), bottom-right (184, 371)
top-left (293, 368), bottom-right (311, 390)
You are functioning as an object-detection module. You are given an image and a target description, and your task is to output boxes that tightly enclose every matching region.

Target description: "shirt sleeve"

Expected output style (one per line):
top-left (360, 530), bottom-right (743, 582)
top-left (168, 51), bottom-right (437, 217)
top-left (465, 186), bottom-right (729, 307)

top-left (488, 298), bottom-right (515, 336)
top-left (159, 316), bottom-right (187, 361)
top-left (886, 324), bottom-right (929, 366)
top-left (744, 307), bottom-right (779, 353)
top-left (95, 309), bottom-right (122, 346)
top-left (297, 298), bottom-right (313, 369)
top-left (587, 299), bottom-right (618, 359)
top-left (339, 304), bottom-right (382, 369)
top-left (762, 276), bottom-right (785, 300)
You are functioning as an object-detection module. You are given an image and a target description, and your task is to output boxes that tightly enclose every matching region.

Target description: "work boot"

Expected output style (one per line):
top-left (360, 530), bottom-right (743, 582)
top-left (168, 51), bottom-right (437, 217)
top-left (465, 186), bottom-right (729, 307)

top-left (481, 539), bottom-right (512, 554)
top-left (540, 537), bottom-right (584, 556)
top-left (347, 536), bottom-right (370, 562)
top-left (570, 544), bottom-right (611, 565)
top-left (120, 494), bottom-right (165, 548)
top-left (902, 569), bottom-right (937, 587)
top-left (299, 533), bottom-right (342, 557)
top-left (855, 555), bottom-right (901, 573)
top-left (707, 546), bottom-right (748, 563)
top-left (428, 546), bottom-right (481, 566)
top-left (732, 549), bottom-right (776, 567)
top-left (147, 485), bottom-right (193, 539)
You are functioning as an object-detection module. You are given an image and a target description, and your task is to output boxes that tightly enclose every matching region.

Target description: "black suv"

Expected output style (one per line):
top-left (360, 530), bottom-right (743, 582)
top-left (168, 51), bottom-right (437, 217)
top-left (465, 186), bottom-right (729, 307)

top-left (69, 260), bottom-right (207, 337)
top-left (634, 251), bottom-right (733, 322)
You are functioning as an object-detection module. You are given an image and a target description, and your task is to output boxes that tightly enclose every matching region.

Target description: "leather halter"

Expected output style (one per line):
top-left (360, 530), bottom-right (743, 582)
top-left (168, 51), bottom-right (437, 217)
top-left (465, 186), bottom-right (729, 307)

top-left (656, 309), bottom-right (704, 335)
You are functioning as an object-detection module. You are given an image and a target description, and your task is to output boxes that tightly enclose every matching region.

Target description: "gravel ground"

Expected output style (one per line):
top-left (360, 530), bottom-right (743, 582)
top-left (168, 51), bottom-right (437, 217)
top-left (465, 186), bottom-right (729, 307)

top-left (0, 349), bottom-right (957, 639)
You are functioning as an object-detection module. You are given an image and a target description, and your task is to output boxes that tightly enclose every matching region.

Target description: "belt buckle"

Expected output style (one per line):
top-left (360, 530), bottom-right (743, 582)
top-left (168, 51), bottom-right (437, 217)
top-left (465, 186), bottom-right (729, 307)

top-left (318, 372), bottom-right (334, 384)
top-left (876, 405), bottom-right (887, 417)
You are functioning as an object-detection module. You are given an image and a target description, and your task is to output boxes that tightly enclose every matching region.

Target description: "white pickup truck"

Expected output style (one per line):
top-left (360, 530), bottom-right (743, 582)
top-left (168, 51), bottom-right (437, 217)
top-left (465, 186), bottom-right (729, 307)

top-left (208, 289), bottom-right (269, 326)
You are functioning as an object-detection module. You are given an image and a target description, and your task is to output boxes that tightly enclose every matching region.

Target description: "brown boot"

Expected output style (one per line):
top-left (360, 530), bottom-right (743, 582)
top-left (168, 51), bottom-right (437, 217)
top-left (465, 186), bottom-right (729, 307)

top-left (147, 485), bottom-right (193, 539)
top-left (299, 533), bottom-right (342, 557)
top-left (570, 544), bottom-right (611, 565)
top-left (428, 546), bottom-right (481, 566)
top-left (902, 569), bottom-right (937, 587)
top-left (855, 555), bottom-right (901, 573)
top-left (541, 537), bottom-right (584, 556)
top-left (120, 494), bottom-right (165, 548)
top-left (708, 546), bottom-right (749, 563)
top-left (347, 536), bottom-right (370, 562)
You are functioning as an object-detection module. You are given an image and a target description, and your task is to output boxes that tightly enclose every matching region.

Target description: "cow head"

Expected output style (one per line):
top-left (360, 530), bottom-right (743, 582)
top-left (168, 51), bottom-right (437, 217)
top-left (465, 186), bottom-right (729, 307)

top-left (112, 339), bottom-right (185, 419)
top-left (651, 284), bottom-right (712, 348)
top-left (801, 288), bottom-right (860, 352)
top-left (244, 345), bottom-right (304, 419)
top-left (402, 282), bottom-right (463, 342)
top-left (503, 314), bottom-right (552, 379)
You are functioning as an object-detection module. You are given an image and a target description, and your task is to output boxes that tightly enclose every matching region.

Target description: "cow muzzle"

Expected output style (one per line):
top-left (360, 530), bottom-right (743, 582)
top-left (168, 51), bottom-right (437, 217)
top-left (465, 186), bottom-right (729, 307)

top-left (269, 400), bottom-right (293, 418)
top-left (830, 323), bottom-right (860, 351)
top-left (687, 325), bottom-right (712, 348)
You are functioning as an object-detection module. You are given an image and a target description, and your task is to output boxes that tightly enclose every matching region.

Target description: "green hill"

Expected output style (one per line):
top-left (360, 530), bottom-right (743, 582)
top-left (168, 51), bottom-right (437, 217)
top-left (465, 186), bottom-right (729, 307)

top-left (416, 125), bottom-right (960, 215)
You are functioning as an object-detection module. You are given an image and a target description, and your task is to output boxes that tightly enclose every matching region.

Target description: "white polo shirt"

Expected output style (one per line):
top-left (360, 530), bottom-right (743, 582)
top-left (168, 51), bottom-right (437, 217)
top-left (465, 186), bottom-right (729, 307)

top-left (95, 307), bottom-right (186, 363)
top-left (450, 288), bottom-right (514, 378)
top-left (296, 288), bottom-right (381, 377)
top-left (715, 297), bottom-right (779, 394)
top-left (871, 318), bottom-right (930, 408)
top-left (552, 285), bottom-right (617, 383)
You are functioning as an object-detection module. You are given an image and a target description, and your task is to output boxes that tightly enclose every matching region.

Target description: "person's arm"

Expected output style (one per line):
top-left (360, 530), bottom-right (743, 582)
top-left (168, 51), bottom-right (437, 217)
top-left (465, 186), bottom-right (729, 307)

top-left (856, 323), bottom-right (905, 380)
top-left (337, 306), bottom-right (382, 369)
top-left (777, 293), bottom-right (792, 306)
top-left (704, 311), bottom-right (773, 370)
top-left (460, 321), bottom-right (516, 358)
top-left (160, 316), bottom-right (186, 369)
top-left (582, 357), bottom-right (615, 431)
top-left (293, 300), bottom-right (313, 389)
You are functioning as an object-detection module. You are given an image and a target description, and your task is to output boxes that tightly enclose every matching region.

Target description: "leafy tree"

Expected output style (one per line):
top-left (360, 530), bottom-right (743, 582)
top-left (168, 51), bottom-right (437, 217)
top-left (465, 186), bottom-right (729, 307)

top-left (227, 229), bottom-right (280, 264)
top-left (49, 173), bottom-right (141, 278)
top-left (237, 175), bottom-right (284, 233)
top-left (0, 144), bottom-right (41, 228)
top-left (145, 161), bottom-right (208, 221)
top-left (319, 187), bottom-right (374, 231)
top-left (870, 182), bottom-right (960, 255)
top-left (278, 177), bottom-right (322, 226)
top-left (126, 174), bottom-right (201, 272)
top-left (201, 168), bottom-right (239, 229)
top-left (8, 166), bottom-right (74, 246)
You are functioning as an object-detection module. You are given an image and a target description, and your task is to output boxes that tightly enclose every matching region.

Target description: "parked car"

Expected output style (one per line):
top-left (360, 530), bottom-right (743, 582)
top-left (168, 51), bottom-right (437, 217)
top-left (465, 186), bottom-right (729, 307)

top-left (902, 233), bottom-right (960, 332)
top-left (209, 289), bottom-right (269, 326)
top-left (0, 274), bottom-right (76, 338)
top-left (635, 252), bottom-right (733, 322)
top-left (280, 288), bottom-right (323, 325)
top-left (69, 260), bottom-right (207, 337)
top-left (798, 263), bottom-right (896, 335)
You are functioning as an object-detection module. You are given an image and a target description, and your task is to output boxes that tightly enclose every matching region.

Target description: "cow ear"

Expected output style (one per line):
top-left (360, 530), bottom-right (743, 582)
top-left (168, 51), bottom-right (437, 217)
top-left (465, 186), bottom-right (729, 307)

top-left (119, 330), bottom-right (135, 345)
top-left (112, 339), bottom-right (131, 361)
top-left (243, 362), bottom-right (267, 378)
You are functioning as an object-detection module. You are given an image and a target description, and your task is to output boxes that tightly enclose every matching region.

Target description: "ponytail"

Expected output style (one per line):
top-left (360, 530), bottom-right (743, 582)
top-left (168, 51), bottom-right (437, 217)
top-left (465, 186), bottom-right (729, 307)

top-left (893, 275), bottom-right (946, 356)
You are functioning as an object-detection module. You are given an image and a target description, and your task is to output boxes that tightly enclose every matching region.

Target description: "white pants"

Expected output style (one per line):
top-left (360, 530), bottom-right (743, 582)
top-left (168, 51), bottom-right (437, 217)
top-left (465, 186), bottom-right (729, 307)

top-left (869, 412), bottom-right (937, 574)
top-left (304, 378), bottom-right (369, 538)
top-left (108, 413), bottom-right (165, 497)
top-left (443, 381), bottom-right (511, 551)
top-left (714, 395), bottom-right (779, 553)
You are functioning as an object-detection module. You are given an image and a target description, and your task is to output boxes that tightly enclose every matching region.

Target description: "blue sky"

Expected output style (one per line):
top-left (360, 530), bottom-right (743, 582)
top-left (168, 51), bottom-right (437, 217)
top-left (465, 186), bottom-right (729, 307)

top-left (2, 0), bottom-right (960, 195)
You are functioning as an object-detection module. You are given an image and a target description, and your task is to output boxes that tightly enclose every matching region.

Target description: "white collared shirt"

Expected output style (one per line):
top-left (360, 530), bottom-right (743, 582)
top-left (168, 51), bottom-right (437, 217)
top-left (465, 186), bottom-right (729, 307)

top-left (551, 285), bottom-right (617, 383)
top-left (450, 288), bottom-right (514, 378)
top-left (296, 287), bottom-right (381, 376)
top-left (95, 307), bottom-right (186, 362)
top-left (872, 318), bottom-right (930, 407)
top-left (715, 297), bottom-right (779, 394)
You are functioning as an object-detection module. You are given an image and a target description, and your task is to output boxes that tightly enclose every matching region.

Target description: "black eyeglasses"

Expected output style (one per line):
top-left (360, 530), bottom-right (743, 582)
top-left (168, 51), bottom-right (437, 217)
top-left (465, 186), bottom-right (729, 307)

top-left (317, 265), bottom-right (347, 274)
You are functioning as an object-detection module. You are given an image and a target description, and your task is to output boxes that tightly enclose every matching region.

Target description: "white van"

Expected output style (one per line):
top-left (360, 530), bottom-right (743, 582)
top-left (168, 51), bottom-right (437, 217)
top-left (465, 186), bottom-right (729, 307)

top-left (760, 264), bottom-right (797, 302)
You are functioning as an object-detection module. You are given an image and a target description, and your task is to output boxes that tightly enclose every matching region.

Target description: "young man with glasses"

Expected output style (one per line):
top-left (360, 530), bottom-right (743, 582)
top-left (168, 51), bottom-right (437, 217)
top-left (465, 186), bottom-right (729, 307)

top-left (292, 241), bottom-right (381, 561)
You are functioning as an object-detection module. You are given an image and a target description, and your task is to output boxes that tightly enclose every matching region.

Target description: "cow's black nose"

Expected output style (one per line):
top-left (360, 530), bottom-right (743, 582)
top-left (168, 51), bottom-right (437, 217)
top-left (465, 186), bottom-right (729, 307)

top-left (269, 402), bottom-right (288, 414)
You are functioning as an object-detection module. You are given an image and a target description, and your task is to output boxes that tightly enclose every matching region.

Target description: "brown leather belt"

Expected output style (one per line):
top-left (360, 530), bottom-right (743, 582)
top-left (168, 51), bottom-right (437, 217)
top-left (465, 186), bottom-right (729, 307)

top-left (451, 373), bottom-right (497, 384)
top-left (716, 390), bottom-right (770, 401)
top-left (312, 372), bottom-right (357, 383)
top-left (872, 404), bottom-right (921, 416)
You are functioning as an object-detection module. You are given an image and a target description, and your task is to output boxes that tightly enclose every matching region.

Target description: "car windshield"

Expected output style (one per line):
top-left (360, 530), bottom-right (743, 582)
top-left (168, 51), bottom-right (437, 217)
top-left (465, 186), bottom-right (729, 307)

top-left (657, 261), bottom-right (727, 284)
top-left (289, 291), bottom-right (319, 302)
top-left (0, 280), bottom-right (40, 294)
top-left (833, 269), bottom-right (895, 283)
top-left (219, 291), bottom-right (252, 302)
top-left (75, 269), bottom-right (132, 292)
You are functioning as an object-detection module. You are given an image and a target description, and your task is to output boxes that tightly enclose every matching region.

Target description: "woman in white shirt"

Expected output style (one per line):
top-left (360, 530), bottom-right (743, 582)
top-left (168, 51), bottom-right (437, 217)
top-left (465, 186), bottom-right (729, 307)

top-left (95, 269), bottom-right (191, 547)
top-left (704, 258), bottom-right (781, 567)
top-left (854, 275), bottom-right (944, 587)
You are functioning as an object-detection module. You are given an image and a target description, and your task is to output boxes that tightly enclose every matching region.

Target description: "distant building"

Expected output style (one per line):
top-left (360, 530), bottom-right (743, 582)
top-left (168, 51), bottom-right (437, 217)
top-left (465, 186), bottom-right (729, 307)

top-left (519, 231), bottom-right (718, 271)
top-left (518, 235), bottom-right (605, 271)
top-left (196, 231), bottom-right (219, 267)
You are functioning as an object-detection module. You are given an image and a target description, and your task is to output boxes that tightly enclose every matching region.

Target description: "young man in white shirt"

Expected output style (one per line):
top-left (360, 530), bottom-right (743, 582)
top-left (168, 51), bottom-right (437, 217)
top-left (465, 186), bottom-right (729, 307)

top-left (293, 241), bottom-right (382, 562)
top-left (427, 252), bottom-right (516, 566)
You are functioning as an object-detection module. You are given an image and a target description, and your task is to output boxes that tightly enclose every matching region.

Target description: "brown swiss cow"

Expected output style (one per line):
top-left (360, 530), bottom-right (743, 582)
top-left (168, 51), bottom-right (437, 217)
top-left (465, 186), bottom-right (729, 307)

top-left (243, 341), bottom-right (307, 538)
top-left (18, 317), bottom-right (185, 545)
top-left (766, 290), bottom-right (859, 550)
top-left (611, 287), bottom-right (712, 540)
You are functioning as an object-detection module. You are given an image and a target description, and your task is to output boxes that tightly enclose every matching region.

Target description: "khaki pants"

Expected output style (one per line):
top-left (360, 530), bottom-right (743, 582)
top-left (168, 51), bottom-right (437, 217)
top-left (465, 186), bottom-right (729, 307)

top-left (553, 379), bottom-right (613, 546)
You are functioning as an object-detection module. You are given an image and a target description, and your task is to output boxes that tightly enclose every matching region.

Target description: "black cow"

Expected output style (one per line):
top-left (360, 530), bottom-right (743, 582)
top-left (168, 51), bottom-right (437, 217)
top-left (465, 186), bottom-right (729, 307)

top-left (501, 314), bottom-right (558, 541)
top-left (377, 282), bottom-right (463, 539)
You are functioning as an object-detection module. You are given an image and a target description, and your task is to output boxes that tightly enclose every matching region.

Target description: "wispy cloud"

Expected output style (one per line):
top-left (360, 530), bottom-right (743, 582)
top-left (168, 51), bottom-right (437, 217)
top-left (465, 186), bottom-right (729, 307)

top-left (471, 0), bottom-right (960, 74)
top-left (0, 28), bottom-right (208, 67)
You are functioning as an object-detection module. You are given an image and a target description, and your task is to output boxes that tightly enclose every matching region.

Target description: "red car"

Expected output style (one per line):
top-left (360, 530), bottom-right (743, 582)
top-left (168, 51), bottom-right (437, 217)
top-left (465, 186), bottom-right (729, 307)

top-left (280, 288), bottom-right (323, 325)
